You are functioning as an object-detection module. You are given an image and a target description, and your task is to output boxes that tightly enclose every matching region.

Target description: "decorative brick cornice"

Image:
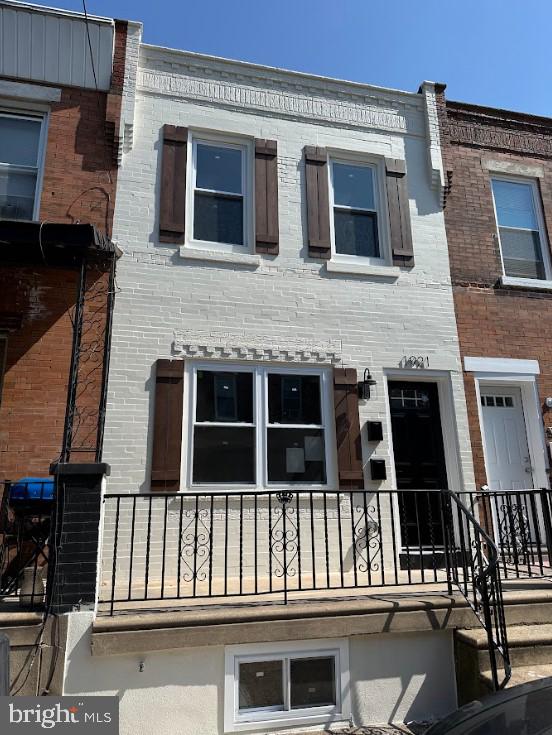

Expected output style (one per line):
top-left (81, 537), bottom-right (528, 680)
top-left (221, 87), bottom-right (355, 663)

top-left (447, 103), bottom-right (552, 159)
top-left (172, 330), bottom-right (342, 364)
top-left (138, 49), bottom-right (425, 136)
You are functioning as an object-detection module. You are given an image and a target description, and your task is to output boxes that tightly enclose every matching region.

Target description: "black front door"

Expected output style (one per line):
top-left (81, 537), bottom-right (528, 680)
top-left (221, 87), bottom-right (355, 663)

top-left (388, 381), bottom-right (448, 548)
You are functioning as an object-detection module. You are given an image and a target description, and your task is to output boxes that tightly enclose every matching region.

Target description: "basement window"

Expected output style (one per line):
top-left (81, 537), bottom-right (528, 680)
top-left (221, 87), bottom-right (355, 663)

top-left (0, 112), bottom-right (46, 221)
top-left (224, 640), bottom-right (350, 731)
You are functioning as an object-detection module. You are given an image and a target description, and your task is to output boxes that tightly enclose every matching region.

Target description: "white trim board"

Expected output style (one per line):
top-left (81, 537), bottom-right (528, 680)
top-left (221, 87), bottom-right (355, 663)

top-left (464, 357), bottom-right (540, 375)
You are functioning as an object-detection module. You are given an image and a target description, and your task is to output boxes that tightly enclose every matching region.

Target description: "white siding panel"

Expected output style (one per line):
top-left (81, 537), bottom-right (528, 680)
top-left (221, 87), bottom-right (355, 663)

top-left (30, 14), bottom-right (46, 81)
top-left (16, 8), bottom-right (31, 79)
top-left (70, 20), bottom-right (86, 88)
top-left (97, 24), bottom-right (114, 89)
top-left (57, 17), bottom-right (73, 86)
top-left (43, 15), bottom-right (59, 81)
top-left (1, 8), bottom-right (17, 78)
top-left (0, 5), bottom-right (113, 91)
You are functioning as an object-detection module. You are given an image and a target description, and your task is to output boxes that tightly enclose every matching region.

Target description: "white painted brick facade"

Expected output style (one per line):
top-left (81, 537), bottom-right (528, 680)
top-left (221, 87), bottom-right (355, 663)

top-left (105, 47), bottom-right (475, 501)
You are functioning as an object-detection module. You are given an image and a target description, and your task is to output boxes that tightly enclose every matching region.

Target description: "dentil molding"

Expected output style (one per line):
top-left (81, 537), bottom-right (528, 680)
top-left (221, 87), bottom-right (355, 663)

top-left (172, 330), bottom-right (342, 364)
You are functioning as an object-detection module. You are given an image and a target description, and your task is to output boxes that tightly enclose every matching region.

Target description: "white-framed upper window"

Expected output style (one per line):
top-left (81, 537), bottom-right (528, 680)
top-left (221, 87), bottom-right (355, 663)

top-left (224, 639), bottom-right (350, 732)
top-left (0, 111), bottom-right (46, 221)
top-left (329, 156), bottom-right (387, 265)
top-left (185, 362), bottom-right (336, 489)
top-left (491, 176), bottom-right (551, 282)
top-left (187, 132), bottom-right (253, 252)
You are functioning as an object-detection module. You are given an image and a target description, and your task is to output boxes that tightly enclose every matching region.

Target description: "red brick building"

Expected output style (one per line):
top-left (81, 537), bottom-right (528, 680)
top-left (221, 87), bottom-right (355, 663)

top-left (0, 2), bottom-right (136, 480)
top-left (437, 87), bottom-right (552, 493)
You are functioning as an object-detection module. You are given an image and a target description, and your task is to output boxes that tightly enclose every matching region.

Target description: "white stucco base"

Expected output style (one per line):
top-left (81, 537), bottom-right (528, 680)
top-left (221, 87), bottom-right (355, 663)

top-left (60, 613), bottom-right (457, 734)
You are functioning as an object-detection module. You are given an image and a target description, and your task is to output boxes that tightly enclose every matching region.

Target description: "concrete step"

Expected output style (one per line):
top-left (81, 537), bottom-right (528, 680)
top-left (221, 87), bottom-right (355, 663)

top-left (481, 663), bottom-right (552, 690)
top-left (458, 624), bottom-right (552, 668)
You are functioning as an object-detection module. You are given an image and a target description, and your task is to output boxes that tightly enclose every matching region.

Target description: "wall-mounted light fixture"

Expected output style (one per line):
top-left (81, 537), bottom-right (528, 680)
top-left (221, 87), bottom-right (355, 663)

top-left (358, 369), bottom-right (377, 400)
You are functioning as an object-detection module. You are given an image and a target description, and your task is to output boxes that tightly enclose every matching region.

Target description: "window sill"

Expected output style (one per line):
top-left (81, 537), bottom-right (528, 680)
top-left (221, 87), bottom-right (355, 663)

top-left (500, 275), bottom-right (552, 293)
top-left (179, 247), bottom-right (260, 268)
top-left (326, 260), bottom-right (401, 278)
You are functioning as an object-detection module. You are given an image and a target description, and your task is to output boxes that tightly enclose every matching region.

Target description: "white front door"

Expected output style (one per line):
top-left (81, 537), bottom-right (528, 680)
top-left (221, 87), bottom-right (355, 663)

top-left (480, 386), bottom-right (534, 491)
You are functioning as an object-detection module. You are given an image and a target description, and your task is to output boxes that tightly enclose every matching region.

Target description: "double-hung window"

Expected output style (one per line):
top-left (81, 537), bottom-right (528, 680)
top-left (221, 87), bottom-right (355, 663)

top-left (491, 177), bottom-right (551, 281)
top-left (189, 364), bottom-right (333, 488)
top-left (0, 112), bottom-right (45, 221)
top-left (191, 137), bottom-right (249, 249)
top-left (225, 640), bottom-right (349, 731)
top-left (330, 159), bottom-right (383, 262)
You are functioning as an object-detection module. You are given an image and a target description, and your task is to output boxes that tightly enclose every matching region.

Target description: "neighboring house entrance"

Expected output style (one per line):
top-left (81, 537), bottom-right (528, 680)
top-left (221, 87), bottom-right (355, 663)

top-left (480, 385), bottom-right (539, 556)
top-left (388, 381), bottom-right (448, 549)
top-left (480, 386), bottom-right (534, 492)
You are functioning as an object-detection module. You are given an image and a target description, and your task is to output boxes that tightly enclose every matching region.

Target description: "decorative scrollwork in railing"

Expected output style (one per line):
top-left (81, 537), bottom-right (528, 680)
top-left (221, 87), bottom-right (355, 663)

top-left (270, 494), bottom-right (299, 582)
top-left (498, 501), bottom-right (531, 564)
top-left (179, 507), bottom-right (211, 583)
top-left (353, 507), bottom-right (381, 573)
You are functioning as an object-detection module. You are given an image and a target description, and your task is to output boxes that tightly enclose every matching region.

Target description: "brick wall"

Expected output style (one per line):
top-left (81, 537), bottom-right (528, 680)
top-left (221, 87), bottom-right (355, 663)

top-left (104, 51), bottom-right (475, 498)
top-left (437, 90), bottom-right (552, 487)
top-left (0, 21), bottom-right (128, 480)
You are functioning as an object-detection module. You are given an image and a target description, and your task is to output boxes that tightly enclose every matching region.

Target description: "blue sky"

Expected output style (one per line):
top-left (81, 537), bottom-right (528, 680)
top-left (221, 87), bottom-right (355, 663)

top-left (31, 0), bottom-right (552, 116)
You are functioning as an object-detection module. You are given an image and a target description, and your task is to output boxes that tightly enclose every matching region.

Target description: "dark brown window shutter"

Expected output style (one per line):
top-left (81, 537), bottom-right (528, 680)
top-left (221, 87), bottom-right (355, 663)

top-left (385, 158), bottom-right (414, 266)
top-left (150, 359), bottom-right (184, 491)
top-left (255, 139), bottom-right (279, 255)
top-left (159, 125), bottom-right (188, 244)
top-left (333, 368), bottom-right (364, 489)
top-left (305, 146), bottom-right (331, 259)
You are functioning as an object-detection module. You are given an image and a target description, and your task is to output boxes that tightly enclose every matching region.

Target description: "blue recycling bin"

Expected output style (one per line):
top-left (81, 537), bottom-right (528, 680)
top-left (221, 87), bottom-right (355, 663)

top-left (9, 478), bottom-right (55, 501)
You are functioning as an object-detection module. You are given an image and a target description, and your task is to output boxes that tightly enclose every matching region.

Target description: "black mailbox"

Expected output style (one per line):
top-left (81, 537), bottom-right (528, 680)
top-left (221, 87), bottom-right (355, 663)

top-left (367, 421), bottom-right (383, 442)
top-left (370, 458), bottom-right (387, 481)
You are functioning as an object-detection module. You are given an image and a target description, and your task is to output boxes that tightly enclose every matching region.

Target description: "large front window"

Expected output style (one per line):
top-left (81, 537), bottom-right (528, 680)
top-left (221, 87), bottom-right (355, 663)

top-left (190, 365), bottom-right (331, 487)
top-left (0, 112), bottom-right (44, 221)
top-left (491, 177), bottom-right (550, 281)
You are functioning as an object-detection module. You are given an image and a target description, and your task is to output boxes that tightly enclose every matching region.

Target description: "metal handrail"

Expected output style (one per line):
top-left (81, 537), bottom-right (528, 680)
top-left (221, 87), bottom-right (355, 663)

top-left (444, 490), bottom-right (511, 690)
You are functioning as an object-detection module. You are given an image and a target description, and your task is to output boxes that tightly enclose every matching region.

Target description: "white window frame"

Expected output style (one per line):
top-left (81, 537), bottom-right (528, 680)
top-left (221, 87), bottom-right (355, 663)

top-left (185, 130), bottom-right (254, 254)
top-left (328, 153), bottom-right (390, 267)
top-left (0, 108), bottom-right (47, 221)
top-left (224, 639), bottom-right (350, 732)
top-left (183, 362), bottom-right (337, 492)
top-left (490, 174), bottom-right (552, 286)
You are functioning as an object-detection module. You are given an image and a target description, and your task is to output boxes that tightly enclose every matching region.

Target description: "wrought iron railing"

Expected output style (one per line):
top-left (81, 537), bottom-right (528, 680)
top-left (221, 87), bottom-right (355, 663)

top-left (442, 490), bottom-right (511, 690)
top-left (0, 480), bottom-right (53, 608)
top-left (100, 487), bottom-right (514, 688)
top-left (466, 487), bottom-right (552, 580)
top-left (100, 489), bottom-right (455, 612)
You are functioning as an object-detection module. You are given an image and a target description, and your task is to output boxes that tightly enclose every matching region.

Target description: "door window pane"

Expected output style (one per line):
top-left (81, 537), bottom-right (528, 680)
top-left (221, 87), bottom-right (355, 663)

top-left (0, 116), bottom-right (41, 167)
top-left (267, 428), bottom-right (326, 483)
top-left (193, 426), bottom-right (255, 483)
top-left (239, 660), bottom-right (283, 711)
top-left (333, 162), bottom-right (375, 209)
top-left (196, 371), bottom-right (253, 423)
top-left (268, 374), bottom-right (322, 424)
top-left (290, 657), bottom-right (336, 709)
top-left (334, 210), bottom-right (379, 257)
top-left (196, 143), bottom-right (242, 193)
